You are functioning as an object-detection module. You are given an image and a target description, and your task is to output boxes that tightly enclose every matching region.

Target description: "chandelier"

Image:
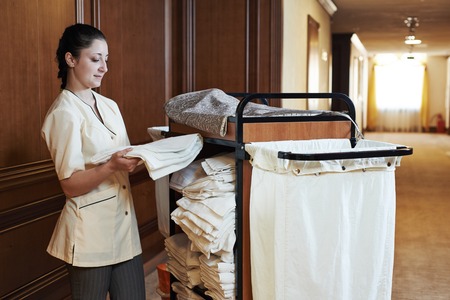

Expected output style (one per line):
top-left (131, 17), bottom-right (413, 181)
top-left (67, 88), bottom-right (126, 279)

top-left (404, 16), bottom-right (422, 45)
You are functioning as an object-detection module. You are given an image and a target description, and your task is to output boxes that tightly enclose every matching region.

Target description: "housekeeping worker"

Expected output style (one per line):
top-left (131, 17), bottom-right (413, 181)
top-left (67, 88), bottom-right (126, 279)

top-left (41, 23), bottom-right (145, 299)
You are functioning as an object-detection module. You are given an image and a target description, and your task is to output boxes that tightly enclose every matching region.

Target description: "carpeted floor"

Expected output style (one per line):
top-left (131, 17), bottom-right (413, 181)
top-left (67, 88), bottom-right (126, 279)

top-left (365, 132), bottom-right (450, 300)
top-left (145, 132), bottom-right (450, 299)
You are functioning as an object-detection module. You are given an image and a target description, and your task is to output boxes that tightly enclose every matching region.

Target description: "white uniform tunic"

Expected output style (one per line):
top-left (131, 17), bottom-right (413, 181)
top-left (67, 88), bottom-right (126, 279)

top-left (41, 89), bottom-right (142, 267)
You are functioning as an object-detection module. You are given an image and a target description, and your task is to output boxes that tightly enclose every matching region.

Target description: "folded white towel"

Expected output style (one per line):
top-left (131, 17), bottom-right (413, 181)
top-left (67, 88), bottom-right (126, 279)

top-left (204, 286), bottom-right (236, 300)
top-left (202, 212), bottom-right (235, 241)
top-left (176, 193), bottom-right (236, 226)
top-left (182, 176), bottom-right (235, 200)
top-left (171, 207), bottom-right (215, 235)
top-left (171, 282), bottom-right (204, 300)
top-left (172, 216), bottom-right (235, 261)
top-left (167, 258), bottom-right (201, 288)
top-left (172, 209), bottom-right (235, 244)
top-left (90, 134), bottom-right (203, 180)
top-left (200, 265), bottom-right (236, 284)
top-left (199, 254), bottom-right (235, 273)
top-left (128, 134), bottom-right (203, 180)
top-left (164, 233), bottom-right (201, 268)
top-left (201, 152), bottom-right (235, 174)
top-left (169, 159), bottom-right (206, 192)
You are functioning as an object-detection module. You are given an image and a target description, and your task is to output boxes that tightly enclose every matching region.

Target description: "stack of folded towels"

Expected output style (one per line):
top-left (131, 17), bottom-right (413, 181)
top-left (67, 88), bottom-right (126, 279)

top-left (165, 233), bottom-right (203, 290)
top-left (170, 152), bottom-right (236, 262)
top-left (200, 254), bottom-right (236, 300)
top-left (168, 152), bottom-right (237, 299)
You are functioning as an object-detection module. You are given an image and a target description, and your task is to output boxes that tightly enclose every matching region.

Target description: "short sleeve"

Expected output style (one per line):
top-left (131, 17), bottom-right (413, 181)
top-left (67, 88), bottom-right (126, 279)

top-left (41, 108), bottom-right (85, 180)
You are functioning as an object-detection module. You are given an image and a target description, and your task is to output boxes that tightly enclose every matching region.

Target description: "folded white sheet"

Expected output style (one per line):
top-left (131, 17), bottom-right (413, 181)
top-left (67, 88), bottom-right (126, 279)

top-left (169, 159), bottom-right (206, 192)
top-left (182, 176), bottom-right (236, 200)
top-left (176, 193), bottom-right (236, 224)
top-left (171, 208), bottom-right (215, 235)
top-left (201, 152), bottom-right (235, 175)
top-left (199, 254), bottom-right (235, 273)
top-left (200, 266), bottom-right (236, 285)
top-left (172, 213), bottom-right (236, 260)
top-left (90, 133), bottom-right (203, 180)
top-left (170, 152), bottom-right (235, 192)
top-left (204, 285), bottom-right (236, 299)
top-left (171, 282), bottom-right (204, 300)
top-left (167, 257), bottom-right (202, 288)
top-left (173, 210), bottom-right (235, 244)
top-left (164, 233), bottom-right (201, 269)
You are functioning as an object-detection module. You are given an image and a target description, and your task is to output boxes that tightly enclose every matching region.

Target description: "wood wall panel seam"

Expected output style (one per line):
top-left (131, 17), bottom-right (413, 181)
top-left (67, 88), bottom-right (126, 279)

top-left (0, 160), bottom-right (57, 192)
top-left (0, 195), bottom-right (65, 234)
top-left (0, 265), bottom-right (68, 300)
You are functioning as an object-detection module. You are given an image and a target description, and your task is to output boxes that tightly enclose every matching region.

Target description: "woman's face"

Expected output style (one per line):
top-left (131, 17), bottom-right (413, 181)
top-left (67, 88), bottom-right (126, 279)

top-left (69, 39), bottom-right (109, 90)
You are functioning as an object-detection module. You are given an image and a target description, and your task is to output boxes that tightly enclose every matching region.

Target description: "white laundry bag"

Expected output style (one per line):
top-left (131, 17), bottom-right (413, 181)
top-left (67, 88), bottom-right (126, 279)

top-left (245, 138), bottom-right (408, 300)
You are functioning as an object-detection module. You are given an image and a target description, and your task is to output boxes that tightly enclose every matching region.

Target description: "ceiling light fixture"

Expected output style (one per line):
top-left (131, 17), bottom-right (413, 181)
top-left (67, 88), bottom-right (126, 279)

top-left (404, 16), bottom-right (422, 45)
top-left (317, 0), bottom-right (337, 16)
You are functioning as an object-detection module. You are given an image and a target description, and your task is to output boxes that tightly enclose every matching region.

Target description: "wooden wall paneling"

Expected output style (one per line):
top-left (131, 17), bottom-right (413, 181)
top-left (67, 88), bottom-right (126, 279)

top-left (0, 1), bottom-right (75, 298)
top-left (180, 0), bottom-right (194, 92)
top-left (248, 0), bottom-right (260, 93)
top-left (1, 0), bottom-right (39, 167)
top-left (0, 0), bottom-right (75, 167)
top-left (99, 0), bottom-right (169, 144)
top-left (178, 0), bottom-right (282, 98)
top-left (249, 0), bottom-right (282, 106)
top-left (0, 161), bottom-right (61, 211)
top-left (0, 214), bottom-right (65, 298)
top-left (269, 0), bottom-right (282, 97)
top-left (192, 0), bottom-right (248, 92)
top-left (0, 161), bottom-right (69, 299)
top-left (248, 0), bottom-right (282, 96)
top-left (38, 0), bottom-right (78, 161)
top-left (0, 161), bottom-right (70, 298)
top-left (170, 0), bottom-right (183, 95)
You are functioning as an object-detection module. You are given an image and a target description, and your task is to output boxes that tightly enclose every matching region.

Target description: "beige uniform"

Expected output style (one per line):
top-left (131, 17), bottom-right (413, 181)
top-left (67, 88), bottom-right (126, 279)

top-left (41, 89), bottom-right (142, 267)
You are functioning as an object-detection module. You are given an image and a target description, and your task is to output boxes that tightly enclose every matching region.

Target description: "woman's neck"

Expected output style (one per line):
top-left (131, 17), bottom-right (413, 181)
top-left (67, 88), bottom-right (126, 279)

top-left (65, 87), bottom-right (95, 107)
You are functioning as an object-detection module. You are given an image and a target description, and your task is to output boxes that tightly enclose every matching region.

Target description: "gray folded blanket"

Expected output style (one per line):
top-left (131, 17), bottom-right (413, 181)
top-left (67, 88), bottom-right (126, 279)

top-left (164, 88), bottom-right (326, 137)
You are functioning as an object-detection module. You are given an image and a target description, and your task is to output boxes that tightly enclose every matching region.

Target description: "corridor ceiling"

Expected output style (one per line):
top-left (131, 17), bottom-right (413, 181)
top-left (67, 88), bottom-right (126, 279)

top-left (331, 0), bottom-right (450, 56)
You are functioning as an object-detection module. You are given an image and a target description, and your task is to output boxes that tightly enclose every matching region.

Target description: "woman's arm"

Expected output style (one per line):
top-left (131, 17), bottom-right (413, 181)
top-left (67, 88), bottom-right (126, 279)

top-left (60, 148), bottom-right (141, 197)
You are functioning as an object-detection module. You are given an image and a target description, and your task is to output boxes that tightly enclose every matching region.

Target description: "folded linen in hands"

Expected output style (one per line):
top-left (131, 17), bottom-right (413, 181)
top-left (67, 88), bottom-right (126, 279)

top-left (90, 133), bottom-right (203, 180)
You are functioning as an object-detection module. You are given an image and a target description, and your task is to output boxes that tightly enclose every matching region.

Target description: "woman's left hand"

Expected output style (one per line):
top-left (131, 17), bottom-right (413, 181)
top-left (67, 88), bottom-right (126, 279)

top-left (109, 148), bottom-right (142, 173)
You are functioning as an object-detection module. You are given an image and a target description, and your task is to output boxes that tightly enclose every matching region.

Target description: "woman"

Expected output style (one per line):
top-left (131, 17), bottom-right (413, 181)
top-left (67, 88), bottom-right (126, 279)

top-left (41, 24), bottom-right (145, 299)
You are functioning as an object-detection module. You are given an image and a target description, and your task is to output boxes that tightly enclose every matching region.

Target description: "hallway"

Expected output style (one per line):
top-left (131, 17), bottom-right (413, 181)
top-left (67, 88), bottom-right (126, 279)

top-left (365, 132), bottom-right (450, 299)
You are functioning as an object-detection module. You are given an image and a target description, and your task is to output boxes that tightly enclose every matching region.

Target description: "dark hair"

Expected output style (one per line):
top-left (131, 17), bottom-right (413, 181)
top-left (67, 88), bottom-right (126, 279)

top-left (56, 23), bottom-right (106, 89)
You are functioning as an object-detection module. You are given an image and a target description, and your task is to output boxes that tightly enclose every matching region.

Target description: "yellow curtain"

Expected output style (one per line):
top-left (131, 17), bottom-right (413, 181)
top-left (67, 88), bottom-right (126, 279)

top-left (367, 65), bottom-right (378, 130)
top-left (421, 66), bottom-right (429, 132)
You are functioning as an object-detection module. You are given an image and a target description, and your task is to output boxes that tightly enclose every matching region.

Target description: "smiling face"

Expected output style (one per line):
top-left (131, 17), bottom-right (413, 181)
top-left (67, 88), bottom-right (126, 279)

top-left (65, 39), bottom-right (109, 91)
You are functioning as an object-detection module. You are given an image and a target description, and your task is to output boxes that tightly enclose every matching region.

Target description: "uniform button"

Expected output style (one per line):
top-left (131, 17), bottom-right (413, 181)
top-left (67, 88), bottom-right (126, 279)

top-left (122, 185), bottom-right (126, 189)
top-left (125, 211), bottom-right (129, 215)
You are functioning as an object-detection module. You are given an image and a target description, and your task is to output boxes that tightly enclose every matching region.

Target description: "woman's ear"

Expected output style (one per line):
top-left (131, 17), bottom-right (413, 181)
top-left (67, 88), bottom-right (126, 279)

top-left (65, 52), bottom-right (76, 68)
